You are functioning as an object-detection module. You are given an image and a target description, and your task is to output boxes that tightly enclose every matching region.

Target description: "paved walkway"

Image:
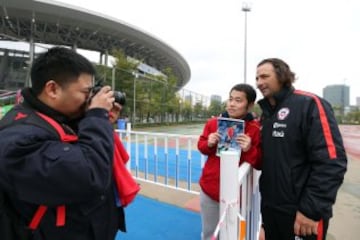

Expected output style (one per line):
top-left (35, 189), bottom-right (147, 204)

top-left (326, 156), bottom-right (360, 240)
top-left (327, 126), bottom-right (360, 239)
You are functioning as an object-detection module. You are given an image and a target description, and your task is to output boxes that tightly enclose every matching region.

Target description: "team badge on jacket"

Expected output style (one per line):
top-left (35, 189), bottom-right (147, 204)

top-left (277, 107), bottom-right (290, 120)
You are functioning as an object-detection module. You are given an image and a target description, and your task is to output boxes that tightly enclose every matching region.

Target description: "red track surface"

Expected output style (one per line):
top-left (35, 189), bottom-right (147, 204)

top-left (339, 125), bottom-right (360, 160)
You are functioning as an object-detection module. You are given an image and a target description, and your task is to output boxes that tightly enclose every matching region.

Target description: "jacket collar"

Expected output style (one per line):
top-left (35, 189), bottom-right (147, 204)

top-left (21, 87), bottom-right (70, 124)
top-left (258, 86), bottom-right (294, 110)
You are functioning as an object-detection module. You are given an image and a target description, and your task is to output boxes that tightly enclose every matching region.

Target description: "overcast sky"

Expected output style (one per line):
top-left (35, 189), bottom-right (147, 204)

top-left (59, 0), bottom-right (360, 104)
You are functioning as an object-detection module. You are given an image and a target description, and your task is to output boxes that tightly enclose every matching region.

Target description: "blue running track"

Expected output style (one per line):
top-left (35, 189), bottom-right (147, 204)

top-left (128, 143), bottom-right (203, 183)
top-left (115, 195), bottom-right (201, 240)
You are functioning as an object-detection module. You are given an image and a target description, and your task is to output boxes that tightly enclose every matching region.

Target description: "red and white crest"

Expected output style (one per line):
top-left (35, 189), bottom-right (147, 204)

top-left (277, 108), bottom-right (290, 120)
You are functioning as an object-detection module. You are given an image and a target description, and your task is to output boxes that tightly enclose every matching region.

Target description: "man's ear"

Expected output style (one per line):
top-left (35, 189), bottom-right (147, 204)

top-left (43, 80), bottom-right (60, 99)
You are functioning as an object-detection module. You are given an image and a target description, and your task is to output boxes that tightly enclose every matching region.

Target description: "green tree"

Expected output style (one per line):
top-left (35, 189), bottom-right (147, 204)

top-left (208, 99), bottom-right (224, 117)
top-left (145, 67), bottom-right (179, 123)
top-left (95, 49), bottom-right (139, 120)
top-left (182, 100), bottom-right (193, 121)
top-left (252, 103), bottom-right (262, 119)
top-left (343, 106), bottom-right (360, 124)
top-left (193, 102), bottom-right (203, 119)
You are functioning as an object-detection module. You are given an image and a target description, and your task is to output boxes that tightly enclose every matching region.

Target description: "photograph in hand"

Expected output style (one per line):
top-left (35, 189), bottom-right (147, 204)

top-left (216, 117), bottom-right (245, 156)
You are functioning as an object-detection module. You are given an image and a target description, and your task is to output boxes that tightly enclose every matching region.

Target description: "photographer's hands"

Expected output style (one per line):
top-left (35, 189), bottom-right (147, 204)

top-left (88, 86), bottom-right (115, 111)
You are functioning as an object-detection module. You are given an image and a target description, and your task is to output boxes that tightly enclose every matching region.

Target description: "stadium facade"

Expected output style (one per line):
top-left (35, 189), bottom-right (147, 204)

top-left (0, 0), bottom-right (191, 91)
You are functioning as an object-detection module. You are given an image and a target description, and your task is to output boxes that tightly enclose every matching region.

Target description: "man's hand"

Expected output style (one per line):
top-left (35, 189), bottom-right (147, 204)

top-left (88, 86), bottom-right (115, 111)
top-left (258, 225), bottom-right (265, 240)
top-left (294, 211), bottom-right (318, 236)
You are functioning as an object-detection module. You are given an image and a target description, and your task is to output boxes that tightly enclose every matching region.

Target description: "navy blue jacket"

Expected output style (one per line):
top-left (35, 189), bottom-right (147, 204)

top-left (258, 87), bottom-right (347, 221)
top-left (0, 88), bottom-right (125, 240)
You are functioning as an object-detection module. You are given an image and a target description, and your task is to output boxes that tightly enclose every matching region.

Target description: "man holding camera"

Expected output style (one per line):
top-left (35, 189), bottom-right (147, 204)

top-left (0, 47), bottom-right (126, 239)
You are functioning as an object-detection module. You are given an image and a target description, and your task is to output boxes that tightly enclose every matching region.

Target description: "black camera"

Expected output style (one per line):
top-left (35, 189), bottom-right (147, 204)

top-left (91, 81), bottom-right (126, 106)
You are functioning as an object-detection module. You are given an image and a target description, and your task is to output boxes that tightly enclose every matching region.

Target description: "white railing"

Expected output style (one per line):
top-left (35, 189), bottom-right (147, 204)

top-left (239, 163), bottom-right (262, 240)
top-left (115, 124), bottom-right (206, 193)
top-left (217, 151), bottom-right (262, 240)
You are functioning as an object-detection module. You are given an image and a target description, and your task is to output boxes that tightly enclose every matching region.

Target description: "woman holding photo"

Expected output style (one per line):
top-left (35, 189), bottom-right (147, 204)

top-left (197, 83), bottom-right (262, 240)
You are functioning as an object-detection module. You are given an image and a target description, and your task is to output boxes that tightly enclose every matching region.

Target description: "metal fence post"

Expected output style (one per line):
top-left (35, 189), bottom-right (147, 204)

top-left (126, 122), bottom-right (131, 170)
top-left (220, 150), bottom-right (240, 240)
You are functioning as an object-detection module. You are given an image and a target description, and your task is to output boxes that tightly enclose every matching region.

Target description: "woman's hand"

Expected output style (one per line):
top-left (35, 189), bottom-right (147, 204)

top-left (208, 132), bottom-right (220, 148)
top-left (237, 133), bottom-right (251, 152)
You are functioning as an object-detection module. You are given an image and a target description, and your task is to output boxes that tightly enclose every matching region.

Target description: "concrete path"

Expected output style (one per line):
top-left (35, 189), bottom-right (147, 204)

top-left (328, 125), bottom-right (360, 239)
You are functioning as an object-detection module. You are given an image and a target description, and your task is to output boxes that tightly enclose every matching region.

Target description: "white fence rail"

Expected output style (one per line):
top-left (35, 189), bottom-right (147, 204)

top-left (218, 151), bottom-right (262, 240)
top-left (115, 125), bottom-right (206, 193)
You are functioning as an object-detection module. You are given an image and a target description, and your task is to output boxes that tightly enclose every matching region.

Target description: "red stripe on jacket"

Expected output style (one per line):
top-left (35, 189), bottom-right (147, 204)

top-left (294, 90), bottom-right (337, 159)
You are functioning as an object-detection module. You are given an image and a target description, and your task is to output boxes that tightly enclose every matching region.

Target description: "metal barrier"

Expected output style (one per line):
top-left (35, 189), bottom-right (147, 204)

top-left (217, 151), bottom-right (262, 240)
top-left (239, 163), bottom-right (262, 240)
top-left (115, 124), bottom-right (206, 193)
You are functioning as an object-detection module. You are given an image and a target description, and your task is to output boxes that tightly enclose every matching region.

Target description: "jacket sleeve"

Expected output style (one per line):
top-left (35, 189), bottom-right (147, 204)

top-left (299, 98), bottom-right (347, 220)
top-left (197, 118), bottom-right (217, 156)
top-left (0, 109), bottom-right (114, 206)
top-left (240, 121), bottom-right (262, 170)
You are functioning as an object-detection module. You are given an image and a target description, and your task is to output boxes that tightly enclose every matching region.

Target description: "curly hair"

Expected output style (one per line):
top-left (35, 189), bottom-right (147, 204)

top-left (257, 58), bottom-right (296, 87)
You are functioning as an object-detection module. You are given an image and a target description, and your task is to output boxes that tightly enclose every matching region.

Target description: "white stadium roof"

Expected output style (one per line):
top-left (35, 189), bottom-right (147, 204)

top-left (0, 0), bottom-right (191, 87)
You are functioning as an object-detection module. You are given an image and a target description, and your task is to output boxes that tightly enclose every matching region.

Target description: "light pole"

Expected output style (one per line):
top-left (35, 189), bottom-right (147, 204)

top-left (178, 99), bottom-right (182, 122)
top-left (242, 2), bottom-right (251, 83)
top-left (132, 72), bottom-right (138, 124)
top-left (111, 66), bottom-right (116, 90)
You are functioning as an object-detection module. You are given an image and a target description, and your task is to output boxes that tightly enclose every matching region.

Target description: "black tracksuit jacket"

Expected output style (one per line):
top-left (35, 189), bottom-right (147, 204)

top-left (258, 87), bottom-right (347, 221)
top-left (0, 88), bottom-right (125, 240)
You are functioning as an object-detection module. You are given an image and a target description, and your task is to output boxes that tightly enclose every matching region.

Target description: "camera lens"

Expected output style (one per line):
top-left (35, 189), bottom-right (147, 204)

top-left (90, 81), bottom-right (126, 106)
top-left (114, 91), bottom-right (126, 106)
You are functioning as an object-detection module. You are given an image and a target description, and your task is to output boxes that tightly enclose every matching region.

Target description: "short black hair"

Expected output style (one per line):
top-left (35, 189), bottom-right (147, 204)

top-left (229, 83), bottom-right (257, 103)
top-left (30, 47), bottom-right (96, 95)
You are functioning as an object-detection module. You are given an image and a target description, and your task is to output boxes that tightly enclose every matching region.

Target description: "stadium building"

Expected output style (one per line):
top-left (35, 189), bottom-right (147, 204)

top-left (0, 0), bottom-right (190, 94)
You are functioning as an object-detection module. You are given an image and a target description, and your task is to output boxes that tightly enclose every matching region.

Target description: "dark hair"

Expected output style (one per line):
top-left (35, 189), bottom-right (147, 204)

top-left (229, 83), bottom-right (257, 104)
top-left (30, 47), bottom-right (96, 95)
top-left (257, 58), bottom-right (295, 87)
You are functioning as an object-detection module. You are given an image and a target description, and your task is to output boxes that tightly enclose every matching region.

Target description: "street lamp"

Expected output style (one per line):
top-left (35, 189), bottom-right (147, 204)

top-left (132, 72), bottom-right (138, 124)
top-left (178, 99), bottom-right (182, 122)
top-left (242, 2), bottom-right (251, 83)
top-left (111, 66), bottom-right (116, 90)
